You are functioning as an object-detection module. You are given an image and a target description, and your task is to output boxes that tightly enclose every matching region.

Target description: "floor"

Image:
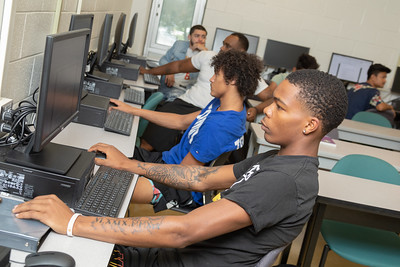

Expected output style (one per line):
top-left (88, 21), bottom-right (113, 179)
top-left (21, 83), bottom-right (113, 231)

top-left (129, 203), bottom-right (366, 267)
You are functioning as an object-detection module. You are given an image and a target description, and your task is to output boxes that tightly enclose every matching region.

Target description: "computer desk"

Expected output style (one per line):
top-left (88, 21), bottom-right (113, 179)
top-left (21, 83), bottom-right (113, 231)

top-left (9, 93), bottom-right (140, 267)
top-left (123, 74), bottom-right (159, 92)
top-left (337, 119), bottom-right (400, 151)
top-left (247, 122), bottom-right (400, 172)
top-left (247, 99), bottom-right (400, 152)
top-left (297, 170), bottom-right (400, 266)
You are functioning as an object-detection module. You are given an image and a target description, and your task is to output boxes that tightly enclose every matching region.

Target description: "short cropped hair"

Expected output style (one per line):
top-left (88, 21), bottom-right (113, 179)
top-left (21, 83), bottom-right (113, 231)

top-left (231, 32), bottom-right (249, 51)
top-left (296, 54), bottom-right (319, 70)
top-left (190, 25), bottom-right (207, 35)
top-left (367, 63), bottom-right (391, 79)
top-left (286, 70), bottom-right (348, 136)
top-left (211, 50), bottom-right (263, 97)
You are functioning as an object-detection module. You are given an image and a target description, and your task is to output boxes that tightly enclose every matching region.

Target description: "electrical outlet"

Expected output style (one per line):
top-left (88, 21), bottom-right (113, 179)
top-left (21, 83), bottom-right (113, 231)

top-left (0, 98), bottom-right (13, 121)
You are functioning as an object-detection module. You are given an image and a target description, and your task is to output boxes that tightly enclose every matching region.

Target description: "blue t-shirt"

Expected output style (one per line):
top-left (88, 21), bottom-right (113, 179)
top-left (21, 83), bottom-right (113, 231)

top-left (162, 98), bottom-right (247, 165)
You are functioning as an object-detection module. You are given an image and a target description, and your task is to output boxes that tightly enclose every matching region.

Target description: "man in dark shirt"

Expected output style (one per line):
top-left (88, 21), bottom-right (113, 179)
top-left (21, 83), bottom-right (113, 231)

top-left (346, 63), bottom-right (396, 122)
top-left (13, 70), bottom-right (348, 266)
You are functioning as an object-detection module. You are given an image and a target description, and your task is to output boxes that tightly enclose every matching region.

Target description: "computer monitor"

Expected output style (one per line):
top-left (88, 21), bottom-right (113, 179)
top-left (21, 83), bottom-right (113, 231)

top-left (113, 13), bottom-right (126, 57)
top-left (96, 14), bottom-right (113, 67)
top-left (121, 13), bottom-right (138, 54)
top-left (69, 14), bottom-right (94, 73)
top-left (69, 14), bottom-right (94, 36)
top-left (211, 28), bottom-right (259, 54)
top-left (263, 39), bottom-right (310, 70)
top-left (6, 29), bottom-right (90, 174)
top-left (328, 53), bottom-right (373, 84)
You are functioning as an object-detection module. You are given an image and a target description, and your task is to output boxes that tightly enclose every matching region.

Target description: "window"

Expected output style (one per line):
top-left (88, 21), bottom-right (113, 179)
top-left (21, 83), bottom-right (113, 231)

top-left (143, 0), bottom-right (206, 59)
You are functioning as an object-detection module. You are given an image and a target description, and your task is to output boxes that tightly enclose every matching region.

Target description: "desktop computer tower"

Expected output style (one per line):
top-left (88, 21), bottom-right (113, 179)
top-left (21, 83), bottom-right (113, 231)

top-left (74, 93), bottom-right (109, 128)
top-left (100, 60), bottom-right (140, 81)
top-left (117, 53), bottom-right (147, 67)
top-left (83, 70), bottom-right (123, 99)
top-left (0, 146), bottom-right (95, 208)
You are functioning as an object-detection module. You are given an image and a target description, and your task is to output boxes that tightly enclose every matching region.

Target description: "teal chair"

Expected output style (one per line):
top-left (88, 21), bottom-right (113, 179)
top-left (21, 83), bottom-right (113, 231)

top-left (135, 92), bottom-right (164, 147)
top-left (352, 111), bottom-right (392, 128)
top-left (319, 154), bottom-right (400, 267)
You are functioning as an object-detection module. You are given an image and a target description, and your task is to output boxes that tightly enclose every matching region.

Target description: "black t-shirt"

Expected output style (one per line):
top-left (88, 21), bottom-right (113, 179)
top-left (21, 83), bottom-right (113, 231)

top-left (158, 151), bottom-right (319, 267)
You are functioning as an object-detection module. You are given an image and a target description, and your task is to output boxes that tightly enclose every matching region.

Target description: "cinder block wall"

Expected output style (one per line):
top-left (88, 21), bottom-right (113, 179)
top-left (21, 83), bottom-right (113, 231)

top-left (1, 0), bottom-right (133, 103)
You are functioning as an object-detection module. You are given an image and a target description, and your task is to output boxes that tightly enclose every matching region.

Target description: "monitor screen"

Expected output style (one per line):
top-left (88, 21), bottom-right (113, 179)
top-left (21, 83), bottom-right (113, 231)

top-left (328, 53), bottom-right (373, 83)
top-left (211, 28), bottom-right (259, 54)
top-left (263, 39), bottom-right (310, 69)
top-left (126, 13), bottom-right (138, 49)
top-left (6, 29), bottom-right (90, 174)
top-left (69, 14), bottom-right (94, 36)
top-left (69, 14), bottom-right (94, 73)
top-left (96, 14), bottom-right (113, 67)
top-left (113, 13), bottom-right (126, 56)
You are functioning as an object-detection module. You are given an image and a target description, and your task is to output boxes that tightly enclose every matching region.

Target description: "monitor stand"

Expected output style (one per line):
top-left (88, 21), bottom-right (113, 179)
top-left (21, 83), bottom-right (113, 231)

top-left (5, 142), bottom-right (81, 175)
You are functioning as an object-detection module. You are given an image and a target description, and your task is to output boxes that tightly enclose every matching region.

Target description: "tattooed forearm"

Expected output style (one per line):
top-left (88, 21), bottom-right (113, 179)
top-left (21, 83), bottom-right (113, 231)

top-left (136, 162), bottom-right (221, 190)
top-left (92, 216), bottom-right (165, 235)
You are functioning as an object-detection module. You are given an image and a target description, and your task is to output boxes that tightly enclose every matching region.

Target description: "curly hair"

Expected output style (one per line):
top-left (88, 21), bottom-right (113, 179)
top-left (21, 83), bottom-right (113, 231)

top-left (211, 50), bottom-right (263, 97)
top-left (286, 69), bottom-right (348, 135)
top-left (296, 53), bottom-right (319, 70)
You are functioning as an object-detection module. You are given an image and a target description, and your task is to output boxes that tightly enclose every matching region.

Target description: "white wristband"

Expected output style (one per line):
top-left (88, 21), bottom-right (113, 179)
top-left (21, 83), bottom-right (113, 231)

top-left (67, 213), bottom-right (81, 237)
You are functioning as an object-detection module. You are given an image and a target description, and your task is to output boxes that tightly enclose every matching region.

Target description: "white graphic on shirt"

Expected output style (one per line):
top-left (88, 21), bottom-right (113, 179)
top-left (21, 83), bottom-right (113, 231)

top-left (234, 135), bottom-right (245, 149)
top-left (188, 104), bottom-right (212, 144)
top-left (231, 164), bottom-right (260, 188)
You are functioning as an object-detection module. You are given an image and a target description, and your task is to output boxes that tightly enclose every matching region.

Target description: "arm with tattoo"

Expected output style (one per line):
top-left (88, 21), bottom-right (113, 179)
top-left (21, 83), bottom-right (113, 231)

top-left (133, 161), bottom-right (236, 192)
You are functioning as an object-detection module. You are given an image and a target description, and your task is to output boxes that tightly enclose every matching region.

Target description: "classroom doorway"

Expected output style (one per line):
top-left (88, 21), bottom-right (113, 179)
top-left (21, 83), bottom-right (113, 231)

top-left (143, 0), bottom-right (206, 59)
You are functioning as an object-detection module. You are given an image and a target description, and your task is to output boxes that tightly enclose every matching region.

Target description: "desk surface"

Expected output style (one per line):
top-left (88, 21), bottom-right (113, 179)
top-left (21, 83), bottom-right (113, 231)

top-left (297, 170), bottom-right (400, 266)
top-left (124, 74), bottom-right (159, 91)
top-left (337, 119), bottom-right (400, 151)
top-left (10, 93), bottom-right (140, 266)
top-left (249, 122), bottom-right (400, 171)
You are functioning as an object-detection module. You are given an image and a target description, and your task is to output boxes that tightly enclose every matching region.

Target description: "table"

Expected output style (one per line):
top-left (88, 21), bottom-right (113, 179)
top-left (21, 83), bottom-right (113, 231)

top-left (124, 74), bottom-right (159, 92)
top-left (9, 94), bottom-right (140, 266)
top-left (337, 119), bottom-right (400, 151)
top-left (297, 170), bottom-right (400, 266)
top-left (247, 122), bottom-right (400, 172)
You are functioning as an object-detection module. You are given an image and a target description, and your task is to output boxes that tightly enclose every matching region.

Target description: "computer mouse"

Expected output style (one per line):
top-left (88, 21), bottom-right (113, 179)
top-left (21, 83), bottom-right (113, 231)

top-left (95, 151), bottom-right (107, 159)
top-left (25, 251), bottom-right (75, 267)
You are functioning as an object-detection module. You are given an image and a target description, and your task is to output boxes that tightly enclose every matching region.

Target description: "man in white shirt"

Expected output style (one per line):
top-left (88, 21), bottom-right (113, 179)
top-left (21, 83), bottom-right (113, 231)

top-left (140, 33), bottom-right (268, 152)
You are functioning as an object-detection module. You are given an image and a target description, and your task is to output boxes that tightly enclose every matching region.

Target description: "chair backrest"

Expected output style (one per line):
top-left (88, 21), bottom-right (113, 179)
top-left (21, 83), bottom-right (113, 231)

top-left (137, 92), bottom-right (164, 138)
top-left (255, 245), bottom-right (288, 267)
top-left (331, 154), bottom-right (400, 185)
top-left (351, 111), bottom-right (392, 128)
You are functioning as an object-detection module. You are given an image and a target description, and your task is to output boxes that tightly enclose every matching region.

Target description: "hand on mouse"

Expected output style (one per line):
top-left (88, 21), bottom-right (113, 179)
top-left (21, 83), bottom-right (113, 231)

top-left (109, 98), bottom-right (139, 115)
top-left (88, 143), bottom-right (131, 170)
top-left (12, 194), bottom-right (74, 235)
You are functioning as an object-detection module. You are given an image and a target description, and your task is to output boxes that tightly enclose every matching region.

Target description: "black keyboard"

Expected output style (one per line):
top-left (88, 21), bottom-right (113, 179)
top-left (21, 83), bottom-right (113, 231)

top-left (124, 87), bottom-right (145, 105)
top-left (104, 109), bottom-right (134, 136)
top-left (143, 73), bottom-right (161, 86)
top-left (75, 166), bottom-right (134, 217)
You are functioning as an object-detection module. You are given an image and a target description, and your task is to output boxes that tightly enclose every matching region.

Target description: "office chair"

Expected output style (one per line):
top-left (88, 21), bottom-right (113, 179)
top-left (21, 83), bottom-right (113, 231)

top-left (319, 154), bottom-right (400, 267)
top-left (135, 92), bottom-right (164, 147)
top-left (351, 111), bottom-right (392, 128)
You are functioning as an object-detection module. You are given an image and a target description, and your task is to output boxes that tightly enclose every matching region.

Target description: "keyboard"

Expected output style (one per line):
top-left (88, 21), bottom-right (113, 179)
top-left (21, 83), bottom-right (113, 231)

top-left (75, 166), bottom-right (134, 217)
top-left (124, 87), bottom-right (145, 105)
top-left (146, 61), bottom-right (159, 68)
top-left (143, 73), bottom-right (161, 86)
top-left (104, 109), bottom-right (134, 136)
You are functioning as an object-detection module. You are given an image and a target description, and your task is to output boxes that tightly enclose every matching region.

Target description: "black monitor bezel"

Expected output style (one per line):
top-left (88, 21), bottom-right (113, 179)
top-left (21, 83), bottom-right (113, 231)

top-left (126, 13), bottom-right (138, 48)
top-left (114, 13), bottom-right (126, 56)
top-left (211, 27), bottom-right (259, 54)
top-left (263, 39), bottom-right (310, 70)
top-left (96, 14), bottom-right (113, 67)
top-left (31, 29), bottom-right (90, 153)
top-left (327, 52), bottom-right (373, 84)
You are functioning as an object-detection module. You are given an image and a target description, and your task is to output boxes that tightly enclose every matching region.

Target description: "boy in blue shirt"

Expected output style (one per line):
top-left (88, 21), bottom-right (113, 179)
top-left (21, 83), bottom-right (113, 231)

top-left (100, 49), bottom-right (263, 211)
